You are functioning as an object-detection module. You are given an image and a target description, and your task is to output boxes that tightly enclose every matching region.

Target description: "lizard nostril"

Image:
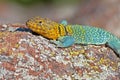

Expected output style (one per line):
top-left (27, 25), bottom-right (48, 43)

top-left (26, 20), bottom-right (29, 25)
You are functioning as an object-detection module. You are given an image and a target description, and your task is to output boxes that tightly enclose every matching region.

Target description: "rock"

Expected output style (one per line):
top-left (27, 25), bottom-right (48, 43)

top-left (0, 24), bottom-right (120, 80)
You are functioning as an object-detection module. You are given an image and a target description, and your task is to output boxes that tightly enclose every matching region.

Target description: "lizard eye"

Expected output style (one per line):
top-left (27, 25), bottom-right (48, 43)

top-left (39, 21), bottom-right (42, 23)
top-left (38, 20), bottom-right (43, 25)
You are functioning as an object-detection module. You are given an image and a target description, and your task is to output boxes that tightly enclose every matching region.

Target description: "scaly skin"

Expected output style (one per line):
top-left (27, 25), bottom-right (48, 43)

top-left (26, 16), bottom-right (120, 57)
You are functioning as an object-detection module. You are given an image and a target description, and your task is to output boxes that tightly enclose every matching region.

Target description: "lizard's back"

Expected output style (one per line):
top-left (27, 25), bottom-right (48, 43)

top-left (67, 25), bottom-right (113, 44)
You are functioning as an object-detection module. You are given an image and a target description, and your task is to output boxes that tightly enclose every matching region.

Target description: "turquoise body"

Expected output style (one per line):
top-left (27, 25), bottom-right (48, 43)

top-left (51, 20), bottom-right (120, 57)
top-left (69, 25), bottom-right (113, 44)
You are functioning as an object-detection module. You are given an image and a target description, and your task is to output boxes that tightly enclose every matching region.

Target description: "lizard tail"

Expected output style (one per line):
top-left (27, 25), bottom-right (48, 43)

top-left (107, 37), bottom-right (120, 57)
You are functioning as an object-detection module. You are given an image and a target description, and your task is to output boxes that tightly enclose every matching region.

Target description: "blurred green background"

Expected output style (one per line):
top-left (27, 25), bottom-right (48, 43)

top-left (0, 0), bottom-right (120, 36)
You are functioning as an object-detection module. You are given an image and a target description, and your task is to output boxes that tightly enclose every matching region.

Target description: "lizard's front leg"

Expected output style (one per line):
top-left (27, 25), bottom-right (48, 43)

top-left (50, 36), bottom-right (75, 47)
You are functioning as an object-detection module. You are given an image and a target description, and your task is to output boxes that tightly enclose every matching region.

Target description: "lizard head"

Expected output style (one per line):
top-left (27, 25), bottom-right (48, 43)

top-left (26, 16), bottom-right (65, 40)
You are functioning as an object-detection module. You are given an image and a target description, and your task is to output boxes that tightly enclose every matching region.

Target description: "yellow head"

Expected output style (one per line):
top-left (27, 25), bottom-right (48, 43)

top-left (26, 17), bottom-right (66, 40)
